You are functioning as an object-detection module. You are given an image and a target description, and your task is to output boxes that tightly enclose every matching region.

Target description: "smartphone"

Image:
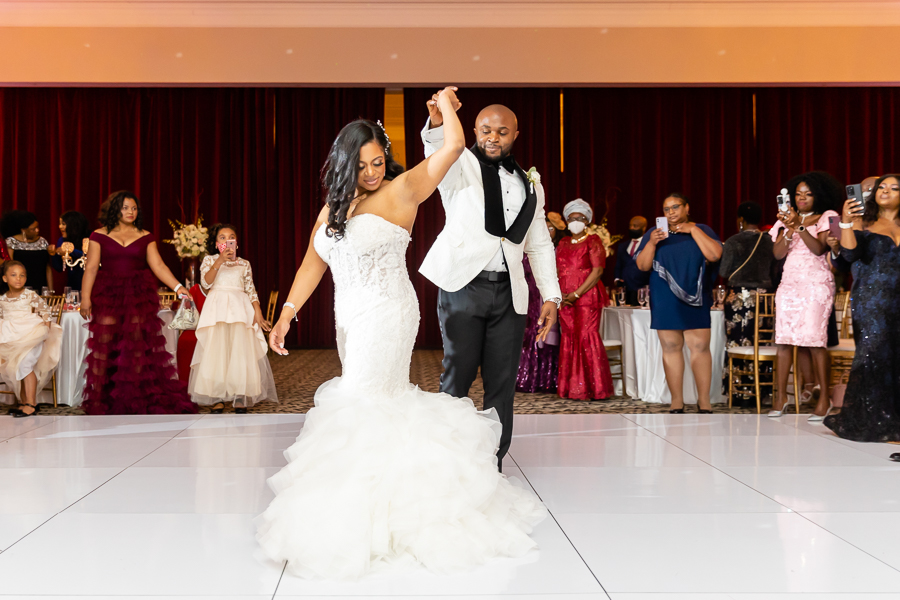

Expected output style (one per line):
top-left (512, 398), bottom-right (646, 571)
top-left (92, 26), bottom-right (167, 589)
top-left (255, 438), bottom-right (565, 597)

top-left (828, 215), bottom-right (841, 238)
top-left (655, 217), bottom-right (669, 238)
top-left (777, 188), bottom-right (791, 213)
top-left (225, 240), bottom-right (237, 252)
top-left (845, 183), bottom-right (864, 217)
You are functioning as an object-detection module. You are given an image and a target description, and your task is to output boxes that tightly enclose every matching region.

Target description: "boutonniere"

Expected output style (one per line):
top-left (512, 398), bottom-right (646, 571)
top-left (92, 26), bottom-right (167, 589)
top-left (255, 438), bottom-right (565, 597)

top-left (526, 167), bottom-right (541, 193)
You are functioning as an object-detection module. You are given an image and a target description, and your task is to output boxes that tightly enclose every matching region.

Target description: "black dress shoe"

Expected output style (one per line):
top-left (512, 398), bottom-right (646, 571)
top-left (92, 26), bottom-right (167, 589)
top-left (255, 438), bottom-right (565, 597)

top-left (890, 453), bottom-right (900, 462)
top-left (235, 407), bottom-right (248, 414)
top-left (13, 404), bottom-right (38, 418)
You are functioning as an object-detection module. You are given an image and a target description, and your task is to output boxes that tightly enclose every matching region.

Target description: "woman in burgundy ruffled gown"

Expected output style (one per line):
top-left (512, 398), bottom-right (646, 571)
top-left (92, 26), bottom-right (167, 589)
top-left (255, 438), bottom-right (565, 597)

top-left (80, 191), bottom-right (197, 415)
top-left (556, 200), bottom-right (613, 401)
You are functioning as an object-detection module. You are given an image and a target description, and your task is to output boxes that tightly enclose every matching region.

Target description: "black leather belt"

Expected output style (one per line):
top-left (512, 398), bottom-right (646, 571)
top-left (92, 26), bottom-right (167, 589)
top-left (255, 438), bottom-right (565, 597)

top-left (475, 270), bottom-right (510, 282)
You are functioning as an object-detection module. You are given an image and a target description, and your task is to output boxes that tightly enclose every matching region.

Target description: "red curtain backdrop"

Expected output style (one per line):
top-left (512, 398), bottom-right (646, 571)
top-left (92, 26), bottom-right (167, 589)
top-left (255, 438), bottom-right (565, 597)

top-left (0, 87), bottom-right (383, 348)
top-left (560, 88), bottom-right (755, 285)
top-left (752, 87), bottom-right (900, 219)
top-left (3, 86), bottom-right (900, 348)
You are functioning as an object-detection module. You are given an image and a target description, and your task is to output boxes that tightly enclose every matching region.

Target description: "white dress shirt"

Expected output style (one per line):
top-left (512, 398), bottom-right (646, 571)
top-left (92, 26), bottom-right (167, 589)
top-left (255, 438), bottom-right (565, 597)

top-left (422, 126), bottom-right (525, 273)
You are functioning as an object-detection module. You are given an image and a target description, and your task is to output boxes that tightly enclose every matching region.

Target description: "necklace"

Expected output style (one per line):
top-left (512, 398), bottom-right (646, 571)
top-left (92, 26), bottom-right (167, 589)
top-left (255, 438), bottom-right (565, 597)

top-left (799, 212), bottom-right (814, 218)
top-left (570, 234), bottom-right (590, 244)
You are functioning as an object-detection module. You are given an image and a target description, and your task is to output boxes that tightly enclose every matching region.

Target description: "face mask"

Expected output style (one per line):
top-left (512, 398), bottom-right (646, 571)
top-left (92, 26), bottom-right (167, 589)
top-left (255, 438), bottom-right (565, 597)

top-left (568, 221), bottom-right (586, 235)
top-left (628, 229), bottom-right (643, 239)
top-left (863, 190), bottom-right (872, 200)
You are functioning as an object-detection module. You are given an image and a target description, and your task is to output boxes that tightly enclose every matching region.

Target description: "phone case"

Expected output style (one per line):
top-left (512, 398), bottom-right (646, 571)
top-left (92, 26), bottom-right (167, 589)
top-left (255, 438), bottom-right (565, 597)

top-left (656, 217), bottom-right (669, 237)
top-left (828, 216), bottom-right (842, 238)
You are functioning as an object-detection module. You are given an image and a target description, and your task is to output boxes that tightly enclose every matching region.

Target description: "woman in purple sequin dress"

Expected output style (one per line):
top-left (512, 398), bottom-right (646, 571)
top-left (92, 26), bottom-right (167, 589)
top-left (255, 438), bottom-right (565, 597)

top-left (516, 217), bottom-right (564, 393)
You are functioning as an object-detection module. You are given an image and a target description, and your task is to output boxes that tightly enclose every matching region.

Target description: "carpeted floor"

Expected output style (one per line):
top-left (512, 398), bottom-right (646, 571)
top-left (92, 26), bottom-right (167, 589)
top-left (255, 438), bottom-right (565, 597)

top-left (8, 349), bottom-right (818, 416)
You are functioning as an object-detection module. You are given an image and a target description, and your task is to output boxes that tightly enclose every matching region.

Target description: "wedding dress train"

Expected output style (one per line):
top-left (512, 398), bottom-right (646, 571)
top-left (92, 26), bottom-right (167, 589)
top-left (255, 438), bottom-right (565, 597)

top-left (256, 214), bottom-right (547, 579)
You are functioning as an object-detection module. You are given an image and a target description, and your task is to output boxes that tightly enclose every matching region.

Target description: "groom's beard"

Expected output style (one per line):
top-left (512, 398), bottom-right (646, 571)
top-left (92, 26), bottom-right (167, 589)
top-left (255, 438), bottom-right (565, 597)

top-left (475, 142), bottom-right (514, 163)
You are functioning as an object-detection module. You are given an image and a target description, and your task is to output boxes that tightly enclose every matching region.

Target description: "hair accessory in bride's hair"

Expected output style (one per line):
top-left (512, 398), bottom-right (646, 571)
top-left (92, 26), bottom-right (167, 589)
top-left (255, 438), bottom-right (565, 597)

top-left (376, 120), bottom-right (391, 151)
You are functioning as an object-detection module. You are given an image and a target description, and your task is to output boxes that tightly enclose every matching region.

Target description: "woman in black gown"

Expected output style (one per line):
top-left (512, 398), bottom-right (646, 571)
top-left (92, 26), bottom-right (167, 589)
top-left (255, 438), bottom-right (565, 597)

top-left (2, 211), bottom-right (52, 292)
top-left (825, 174), bottom-right (900, 443)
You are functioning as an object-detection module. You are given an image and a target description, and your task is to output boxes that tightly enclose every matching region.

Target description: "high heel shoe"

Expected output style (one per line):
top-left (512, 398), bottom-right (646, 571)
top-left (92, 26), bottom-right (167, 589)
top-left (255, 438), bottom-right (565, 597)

top-left (668, 407), bottom-right (685, 414)
top-left (767, 398), bottom-right (794, 418)
top-left (807, 403), bottom-right (834, 423)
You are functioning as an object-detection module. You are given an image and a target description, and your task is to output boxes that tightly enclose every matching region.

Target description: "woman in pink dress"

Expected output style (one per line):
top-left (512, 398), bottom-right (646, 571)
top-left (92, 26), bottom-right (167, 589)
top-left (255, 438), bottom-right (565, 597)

top-left (80, 191), bottom-right (197, 415)
top-left (769, 172), bottom-right (842, 421)
top-left (556, 199), bottom-right (613, 401)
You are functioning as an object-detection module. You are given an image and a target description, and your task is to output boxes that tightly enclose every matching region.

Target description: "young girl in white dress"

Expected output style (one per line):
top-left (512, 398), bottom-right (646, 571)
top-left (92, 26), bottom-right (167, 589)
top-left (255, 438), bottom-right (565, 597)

top-left (189, 224), bottom-right (277, 413)
top-left (0, 261), bottom-right (62, 417)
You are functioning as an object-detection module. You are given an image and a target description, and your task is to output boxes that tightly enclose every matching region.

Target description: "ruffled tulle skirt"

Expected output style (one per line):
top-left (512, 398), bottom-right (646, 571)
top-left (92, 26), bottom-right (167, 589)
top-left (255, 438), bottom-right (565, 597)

top-left (0, 315), bottom-right (62, 403)
top-left (188, 288), bottom-right (277, 406)
top-left (82, 269), bottom-right (196, 415)
top-left (256, 377), bottom-right (547, 580)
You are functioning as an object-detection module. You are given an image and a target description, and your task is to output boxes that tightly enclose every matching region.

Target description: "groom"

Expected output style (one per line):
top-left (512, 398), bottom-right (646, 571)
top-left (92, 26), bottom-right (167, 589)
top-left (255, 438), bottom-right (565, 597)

top-left (420, 93), bottom-right (561, 471)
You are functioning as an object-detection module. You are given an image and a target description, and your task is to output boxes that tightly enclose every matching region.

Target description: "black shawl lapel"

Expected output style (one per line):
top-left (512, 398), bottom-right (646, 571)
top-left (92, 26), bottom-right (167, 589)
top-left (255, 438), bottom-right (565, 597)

top-left (468, 144), bottom-right (537, 244)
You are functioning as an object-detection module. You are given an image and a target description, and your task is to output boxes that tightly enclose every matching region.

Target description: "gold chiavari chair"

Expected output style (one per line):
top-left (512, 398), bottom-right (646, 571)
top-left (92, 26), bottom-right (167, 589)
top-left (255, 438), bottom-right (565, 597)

top-left (604, 339), bottom-right (624, 396)
top-left (266, 290), bottom-right (279, 324)
top-left (828, 292), bottom-right (855, 392)
top-left (726, 292), bottom-right (798, 414)
top-left (158, 291), bottom-right (176, 310)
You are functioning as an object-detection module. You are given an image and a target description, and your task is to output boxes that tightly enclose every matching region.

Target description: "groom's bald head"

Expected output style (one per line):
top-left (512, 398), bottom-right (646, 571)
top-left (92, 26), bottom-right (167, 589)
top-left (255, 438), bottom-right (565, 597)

top-left (474, 104), bottom-right (519, 162)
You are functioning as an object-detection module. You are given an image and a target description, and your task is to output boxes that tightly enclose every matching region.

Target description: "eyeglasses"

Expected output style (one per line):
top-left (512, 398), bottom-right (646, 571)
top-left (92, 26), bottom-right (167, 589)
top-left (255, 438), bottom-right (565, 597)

top-left (567, 216), bottom-right (589, 223)
top-left (662, 204), bottom-right (685, 214)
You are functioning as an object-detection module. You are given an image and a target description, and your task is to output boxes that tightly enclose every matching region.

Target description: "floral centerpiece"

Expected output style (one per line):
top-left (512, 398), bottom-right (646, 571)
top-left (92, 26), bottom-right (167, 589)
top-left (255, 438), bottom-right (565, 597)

top-left (587, 219), bottom-right (622, 257)
top-left (164, 217), bottom-right (208, 287)
top-left (164, 217), bottom-right (208, 258)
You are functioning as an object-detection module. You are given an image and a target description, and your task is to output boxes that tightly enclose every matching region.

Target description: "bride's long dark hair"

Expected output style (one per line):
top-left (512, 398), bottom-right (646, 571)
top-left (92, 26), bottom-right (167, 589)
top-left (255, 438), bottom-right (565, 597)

top-left (321, 119), bottom-right (405, 239)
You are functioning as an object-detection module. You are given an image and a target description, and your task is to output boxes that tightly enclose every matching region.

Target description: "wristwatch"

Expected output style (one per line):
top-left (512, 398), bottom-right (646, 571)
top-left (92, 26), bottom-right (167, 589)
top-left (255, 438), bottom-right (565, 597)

top-left (548, 297), bottom-right (562, 310)
top-left (839, 221), bottom-right (853, 229)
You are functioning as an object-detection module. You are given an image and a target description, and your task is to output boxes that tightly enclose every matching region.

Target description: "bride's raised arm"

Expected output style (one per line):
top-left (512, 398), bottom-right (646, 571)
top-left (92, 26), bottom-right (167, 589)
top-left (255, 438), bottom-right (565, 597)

top-left (396, 87), bottom-right (466, 205)
top-left (268, 204), bottom-right (330, 355)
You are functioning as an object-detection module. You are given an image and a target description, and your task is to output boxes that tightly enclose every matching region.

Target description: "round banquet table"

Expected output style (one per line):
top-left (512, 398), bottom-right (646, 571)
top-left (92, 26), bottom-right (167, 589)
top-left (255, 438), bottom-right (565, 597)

top-left (601, 305), bottom-right (726, 404)
top-left (45, 310), bottom-right (178, 407)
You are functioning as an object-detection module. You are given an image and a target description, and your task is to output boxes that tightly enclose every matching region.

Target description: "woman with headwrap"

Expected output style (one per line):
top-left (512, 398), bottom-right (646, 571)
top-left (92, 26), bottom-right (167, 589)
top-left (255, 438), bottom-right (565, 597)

top-left (554, 199), bottom-right (613, 401)
top-left (630, 193), bottom-right (722, 413)
top-left (2, 210), bottom-right (52, 292)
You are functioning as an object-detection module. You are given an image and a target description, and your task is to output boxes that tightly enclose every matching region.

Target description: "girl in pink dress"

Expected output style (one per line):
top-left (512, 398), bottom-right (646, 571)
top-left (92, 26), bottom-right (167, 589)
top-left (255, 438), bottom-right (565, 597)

top-left (769, 172), bottom-right (842, 420)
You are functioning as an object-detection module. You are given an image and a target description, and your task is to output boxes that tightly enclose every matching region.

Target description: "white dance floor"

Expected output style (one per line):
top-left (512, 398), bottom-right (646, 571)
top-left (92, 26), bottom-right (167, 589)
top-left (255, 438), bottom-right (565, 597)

top-left (2, 412), bottom-right (900, 600)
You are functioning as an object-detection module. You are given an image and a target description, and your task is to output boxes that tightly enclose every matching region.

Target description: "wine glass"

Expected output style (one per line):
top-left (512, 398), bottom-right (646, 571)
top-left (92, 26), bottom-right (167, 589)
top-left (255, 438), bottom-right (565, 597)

top-left (638, 287), bottom-right (649, 309)
top-left (615, 288), bottom-right (625, 307)
top-left (716, 285), bottom-right (727, 309)
top-left (41, 286), bottom-right (50, 297)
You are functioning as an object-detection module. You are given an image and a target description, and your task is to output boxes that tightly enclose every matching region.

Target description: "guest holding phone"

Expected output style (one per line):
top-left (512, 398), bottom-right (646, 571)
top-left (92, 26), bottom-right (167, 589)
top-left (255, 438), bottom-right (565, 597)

top-left (768, 172), bottom-right (841, 421)
top-left (825, 175), bottom-right (900, 443)
top-left (189, 223), bottom-right (277, 414)
top-left (629, 193), bottom-right (722, 413)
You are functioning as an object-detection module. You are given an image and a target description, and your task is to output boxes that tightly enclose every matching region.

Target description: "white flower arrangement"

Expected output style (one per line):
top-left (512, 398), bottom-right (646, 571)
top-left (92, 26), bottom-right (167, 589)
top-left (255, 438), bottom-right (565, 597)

top-left (587, 219), bottom-right (622, 258)
top-left (164, 217), bottom-right (208, 259)
top-left (526, 167), bottom-right (541, 187)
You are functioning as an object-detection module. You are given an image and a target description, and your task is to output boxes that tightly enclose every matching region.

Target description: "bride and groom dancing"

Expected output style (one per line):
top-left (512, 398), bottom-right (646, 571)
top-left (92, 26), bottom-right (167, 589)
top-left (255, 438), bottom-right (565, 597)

top-left (258, 87), bottom-right (562, 579)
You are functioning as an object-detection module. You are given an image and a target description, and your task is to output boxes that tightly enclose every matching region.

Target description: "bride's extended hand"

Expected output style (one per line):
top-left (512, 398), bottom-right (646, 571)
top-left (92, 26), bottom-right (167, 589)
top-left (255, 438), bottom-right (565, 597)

top-left (269, 317), bottom-right (291, 356)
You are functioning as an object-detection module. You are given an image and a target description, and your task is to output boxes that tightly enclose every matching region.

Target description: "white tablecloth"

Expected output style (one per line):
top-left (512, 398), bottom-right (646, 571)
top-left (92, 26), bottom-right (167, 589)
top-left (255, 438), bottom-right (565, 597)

top-left (601, 306), bottom-right (726, 404)
top-left (49, 310), bottom-right (177, 407)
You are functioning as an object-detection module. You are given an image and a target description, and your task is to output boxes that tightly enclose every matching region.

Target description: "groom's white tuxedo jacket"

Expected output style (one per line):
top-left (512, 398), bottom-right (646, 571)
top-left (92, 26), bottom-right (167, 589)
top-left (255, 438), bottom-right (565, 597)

top-left (419, 122), bottom-right (561, 315)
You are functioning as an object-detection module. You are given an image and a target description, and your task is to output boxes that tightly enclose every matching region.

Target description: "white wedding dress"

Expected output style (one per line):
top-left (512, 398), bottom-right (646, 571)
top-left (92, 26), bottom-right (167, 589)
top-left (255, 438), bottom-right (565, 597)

top-left (256, 214), bottom-right (547, 580)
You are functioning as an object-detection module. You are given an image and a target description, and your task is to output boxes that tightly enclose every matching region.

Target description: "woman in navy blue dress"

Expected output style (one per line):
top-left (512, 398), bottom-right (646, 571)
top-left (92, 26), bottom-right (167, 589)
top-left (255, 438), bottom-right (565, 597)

top-left (629, 194), bottom-right (722, 413)
top-left (825, 174), bottom-right (900, 443)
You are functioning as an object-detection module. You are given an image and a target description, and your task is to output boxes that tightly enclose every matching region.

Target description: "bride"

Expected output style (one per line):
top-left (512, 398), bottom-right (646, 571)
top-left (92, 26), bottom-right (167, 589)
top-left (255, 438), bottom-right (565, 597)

top-left (256, 87), bottom-right (547, 580)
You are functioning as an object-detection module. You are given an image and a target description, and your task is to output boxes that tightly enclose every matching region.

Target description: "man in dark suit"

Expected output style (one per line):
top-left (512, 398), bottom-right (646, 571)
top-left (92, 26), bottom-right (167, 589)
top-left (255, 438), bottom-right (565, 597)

top-left (613, 216), bottom-right (647, 305)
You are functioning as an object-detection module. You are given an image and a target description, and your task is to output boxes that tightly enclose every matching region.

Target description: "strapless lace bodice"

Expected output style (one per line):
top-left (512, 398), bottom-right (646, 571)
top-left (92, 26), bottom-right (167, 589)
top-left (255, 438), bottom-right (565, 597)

top-left (314, 214), bottom-right (420, 396)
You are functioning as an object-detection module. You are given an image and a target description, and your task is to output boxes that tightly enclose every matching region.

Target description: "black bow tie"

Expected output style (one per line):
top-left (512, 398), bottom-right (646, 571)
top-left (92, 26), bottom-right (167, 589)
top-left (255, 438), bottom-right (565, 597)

top-left (471, 143), bottom-right (517, 174)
